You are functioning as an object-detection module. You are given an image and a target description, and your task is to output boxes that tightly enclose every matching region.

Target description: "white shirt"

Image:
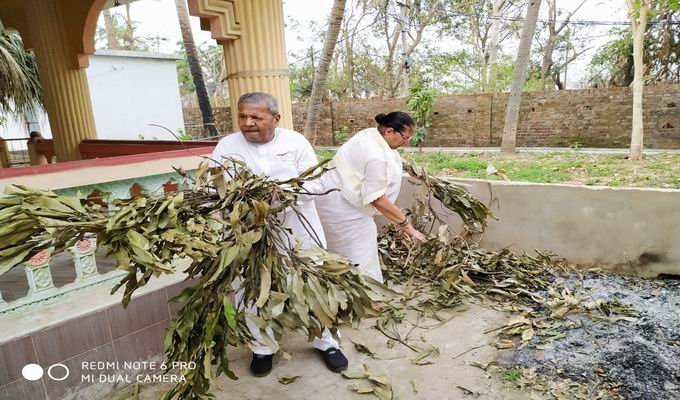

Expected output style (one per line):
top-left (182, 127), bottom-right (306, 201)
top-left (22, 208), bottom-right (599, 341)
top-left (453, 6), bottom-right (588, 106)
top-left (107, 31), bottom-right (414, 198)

top-left (212, 128), bottom-right (327, 249)
top-left (321, 127), bottom-right (403, 216)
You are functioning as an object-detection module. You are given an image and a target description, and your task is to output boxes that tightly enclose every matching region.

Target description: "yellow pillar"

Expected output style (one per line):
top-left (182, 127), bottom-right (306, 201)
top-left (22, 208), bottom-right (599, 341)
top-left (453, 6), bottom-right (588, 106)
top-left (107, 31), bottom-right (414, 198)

top-left (0, 139), bottom-right (9, 168)
top-left (189, 0), bottom-right (294, 131)
top-left (24, 0), bottom-right (97, 161)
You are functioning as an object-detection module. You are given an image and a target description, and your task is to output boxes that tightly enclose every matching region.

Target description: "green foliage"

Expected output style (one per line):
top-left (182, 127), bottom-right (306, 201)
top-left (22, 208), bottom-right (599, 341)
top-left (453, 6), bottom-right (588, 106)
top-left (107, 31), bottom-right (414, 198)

top-left (401, 151), bottom-right (680, 189)
top-left (176, 128), bottom-right (193, 141)
top-left (406, 82), bottom-right (436, 147)
top-left (501, 367), bottom-right (524, 383)
top-left (333, 126), bottom-right (350, 145)
top-left (586, 28), bottom-right (634, 87)
top-left (0, 32), bottom-right (43, 116)
top-left (588, 1), bottom-right (680, 87)
top-left (176, 42), bottom-right (227, 103)
top-left (289, 55), bottom-right (315, 99)
top-left (315, 149), bottom-right (336, 160)
top-left (95, 10), bottom-right (153, 51)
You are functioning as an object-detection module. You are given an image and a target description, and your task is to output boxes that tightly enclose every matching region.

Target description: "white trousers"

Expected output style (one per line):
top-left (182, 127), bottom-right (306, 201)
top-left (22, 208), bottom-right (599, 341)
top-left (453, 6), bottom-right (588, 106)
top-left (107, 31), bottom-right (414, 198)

top-left (232, 279), bottom-right (340, 355)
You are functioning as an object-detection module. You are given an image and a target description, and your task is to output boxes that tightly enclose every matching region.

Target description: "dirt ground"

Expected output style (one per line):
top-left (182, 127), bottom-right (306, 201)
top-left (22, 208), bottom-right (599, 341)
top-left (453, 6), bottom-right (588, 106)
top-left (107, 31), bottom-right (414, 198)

top-left (120, 304), bottom-right (529, 400)
top-left (511, 273), bottom-right (680, 400)
top-left (109, 274), bottom-right (680, 400)
top-left (113, 275), bottom-right (680, 400)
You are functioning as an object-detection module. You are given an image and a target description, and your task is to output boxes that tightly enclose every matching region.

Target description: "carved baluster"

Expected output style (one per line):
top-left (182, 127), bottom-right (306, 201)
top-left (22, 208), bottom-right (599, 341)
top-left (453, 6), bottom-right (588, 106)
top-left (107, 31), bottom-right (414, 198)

top-left (23, 250), bottom-right (55, 296)
top-left (72, 237), bottom-right (99, 281)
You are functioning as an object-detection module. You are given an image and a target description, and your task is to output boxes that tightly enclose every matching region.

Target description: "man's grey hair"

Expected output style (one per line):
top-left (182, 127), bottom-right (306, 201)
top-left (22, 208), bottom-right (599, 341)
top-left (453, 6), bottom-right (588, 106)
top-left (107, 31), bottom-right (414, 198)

top-left (238, 92), bottom-right (279, 115)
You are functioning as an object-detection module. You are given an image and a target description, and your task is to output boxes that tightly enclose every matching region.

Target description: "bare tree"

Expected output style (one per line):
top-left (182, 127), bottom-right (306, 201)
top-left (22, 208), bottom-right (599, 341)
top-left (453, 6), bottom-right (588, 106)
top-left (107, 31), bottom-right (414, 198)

top-left (175, 0), bottom-right (217, 138)
top-left (540, 0), bottom-right (588, 89)
top-left (102, 9), bottom-right (120, 50)
top-left (304, 0), bottom-right (347, 144)
top-left (500, 0), bottom-right (542, 154)
top-left (341, 0), bottom-right (369, 98)
top-left (372, 0), bottom-right (442, 97)
top-left (487, 0), bottom-right (509, 91)
top-left (626, 0), bottom-right (651, 160)
top-left (451, 0), bottom-right (518, 92)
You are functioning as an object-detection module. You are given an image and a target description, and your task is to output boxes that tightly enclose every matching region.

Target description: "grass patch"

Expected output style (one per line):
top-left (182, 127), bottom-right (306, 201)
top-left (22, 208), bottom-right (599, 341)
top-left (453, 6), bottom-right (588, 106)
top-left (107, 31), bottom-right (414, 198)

top-left (314, 149), bottom-right (680, 189)
top-left (511, 165), bottom-right (571, 183)
top-left (500, 367), bottom-right (524, 383)
top-left (315, 149), bottom-right (336, 161)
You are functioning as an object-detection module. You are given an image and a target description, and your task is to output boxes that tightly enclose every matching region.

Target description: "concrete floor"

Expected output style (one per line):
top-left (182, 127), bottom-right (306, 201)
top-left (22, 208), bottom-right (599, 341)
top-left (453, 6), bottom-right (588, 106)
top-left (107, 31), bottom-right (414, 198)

top-left (128, 304), bottom-right (527, 400)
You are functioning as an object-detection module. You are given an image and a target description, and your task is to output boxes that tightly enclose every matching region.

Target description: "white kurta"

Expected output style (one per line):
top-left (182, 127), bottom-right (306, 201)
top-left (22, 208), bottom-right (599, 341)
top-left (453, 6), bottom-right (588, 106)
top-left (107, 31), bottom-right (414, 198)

top-left (212, 128), bottom-right (326, 249)
top-left (212, 128), bottom-right (338, 354)
top-left (315, 128), bottom-right (403, 283)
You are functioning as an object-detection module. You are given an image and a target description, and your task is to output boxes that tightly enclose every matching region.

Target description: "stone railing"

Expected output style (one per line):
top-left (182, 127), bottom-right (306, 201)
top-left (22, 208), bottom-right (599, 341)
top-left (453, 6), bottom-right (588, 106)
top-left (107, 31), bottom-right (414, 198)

top-left (0, 147), bottom-right (212, 316)
top-left (0, 236), bottom-right (126, 315)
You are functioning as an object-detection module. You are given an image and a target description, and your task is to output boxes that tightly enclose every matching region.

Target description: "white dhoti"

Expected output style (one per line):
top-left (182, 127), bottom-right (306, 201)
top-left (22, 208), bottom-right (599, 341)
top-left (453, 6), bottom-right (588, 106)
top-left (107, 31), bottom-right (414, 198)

top-left (316, 190), bottom-right (383, 282)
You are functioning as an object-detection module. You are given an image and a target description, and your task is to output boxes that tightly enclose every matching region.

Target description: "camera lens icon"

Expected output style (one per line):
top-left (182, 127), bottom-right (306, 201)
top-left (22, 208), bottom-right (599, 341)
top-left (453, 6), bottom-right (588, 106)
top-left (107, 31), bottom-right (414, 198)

top-left (22, 364), bottom-right (43, 381)
top-left (47, 364), bottom-right (70, 381)
top-left (22, 363), bottom-right (70, 381)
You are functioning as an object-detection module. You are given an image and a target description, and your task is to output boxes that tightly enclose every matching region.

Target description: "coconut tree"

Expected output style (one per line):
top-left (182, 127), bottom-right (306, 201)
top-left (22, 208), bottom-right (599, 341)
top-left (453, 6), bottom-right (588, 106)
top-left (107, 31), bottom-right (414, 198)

top-left (0, 31), bottom-right (43, 116)
top-left (175, 0), bottom-right (218, 139)
top-left (304, 0), bottom-right (347, 145)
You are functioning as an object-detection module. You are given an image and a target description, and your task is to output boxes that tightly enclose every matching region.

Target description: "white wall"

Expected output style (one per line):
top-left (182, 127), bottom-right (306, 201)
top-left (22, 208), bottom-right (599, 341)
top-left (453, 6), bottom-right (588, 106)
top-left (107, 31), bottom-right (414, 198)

top-left (87, 50), bottom-right (185, 140)
top-left (396, 177), bottom-right (680, 278)
top-left (0, 49), bottom-right (185, 145)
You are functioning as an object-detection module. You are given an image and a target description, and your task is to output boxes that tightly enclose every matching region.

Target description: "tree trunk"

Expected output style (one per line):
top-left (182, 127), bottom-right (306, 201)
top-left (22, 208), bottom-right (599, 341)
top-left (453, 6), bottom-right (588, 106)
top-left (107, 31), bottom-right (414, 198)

top-left (124, 4), bottom-right (134, 49)
top-left (628, 0), bottom-right (650, 161)
top-left (343, 28), bottom-right (355, 98)
top-left (175, 0), bottom-right (217, 139)
top-left (540, 37), bottom-right (557, 89)
top-left (102, 9), bottom-right (120, 50)
top-left (540, 0), bottom-right (588, 90)
top-left (487, 0), bottom-right (506, 91)
top-left (304, 0), bottom-right (346, 144)
top-left (500, 0), bottom-right (542, 154)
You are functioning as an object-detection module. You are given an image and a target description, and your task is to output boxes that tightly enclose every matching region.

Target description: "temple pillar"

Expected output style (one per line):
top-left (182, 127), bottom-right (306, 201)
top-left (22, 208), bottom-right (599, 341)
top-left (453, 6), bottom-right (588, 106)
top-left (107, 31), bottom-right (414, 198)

top-left (24, 0), bottom-right (97, 161)
top-left (189, 0), bottom-right (294, 131)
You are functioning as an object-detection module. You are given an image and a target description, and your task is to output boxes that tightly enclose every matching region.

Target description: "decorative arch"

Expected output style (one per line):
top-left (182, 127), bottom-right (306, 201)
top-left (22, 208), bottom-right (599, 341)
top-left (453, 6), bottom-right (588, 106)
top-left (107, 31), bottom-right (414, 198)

top-left (80, 0), bottom-right (108, 68)
top-left (187, 0), bottom-right (241, 42)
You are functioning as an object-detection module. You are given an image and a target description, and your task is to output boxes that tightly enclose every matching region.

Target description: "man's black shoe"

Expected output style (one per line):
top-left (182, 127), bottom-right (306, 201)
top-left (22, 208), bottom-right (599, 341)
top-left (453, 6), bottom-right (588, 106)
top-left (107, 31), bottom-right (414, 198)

top-left (250, 353), bottom-right (274, 377)
top-left (318, 348), bottom-right (348, 372)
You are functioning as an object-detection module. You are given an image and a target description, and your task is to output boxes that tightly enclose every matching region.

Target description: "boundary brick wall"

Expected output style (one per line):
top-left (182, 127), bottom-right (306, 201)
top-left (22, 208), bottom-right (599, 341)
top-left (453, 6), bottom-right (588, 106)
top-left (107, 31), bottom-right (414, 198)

top-left (183, 85), bottom-right (680, 148)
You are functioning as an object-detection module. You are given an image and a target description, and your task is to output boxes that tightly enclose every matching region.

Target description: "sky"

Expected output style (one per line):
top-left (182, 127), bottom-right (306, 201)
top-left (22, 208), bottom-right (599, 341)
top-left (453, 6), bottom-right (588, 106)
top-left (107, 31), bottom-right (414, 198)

top-left (105, 0), bottom-right (631, 89)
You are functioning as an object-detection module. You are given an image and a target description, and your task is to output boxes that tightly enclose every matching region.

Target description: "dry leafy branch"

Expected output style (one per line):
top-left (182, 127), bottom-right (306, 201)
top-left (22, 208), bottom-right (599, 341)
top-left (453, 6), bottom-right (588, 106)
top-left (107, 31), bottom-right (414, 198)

top-left (0, 158), bottom-right (393, 399)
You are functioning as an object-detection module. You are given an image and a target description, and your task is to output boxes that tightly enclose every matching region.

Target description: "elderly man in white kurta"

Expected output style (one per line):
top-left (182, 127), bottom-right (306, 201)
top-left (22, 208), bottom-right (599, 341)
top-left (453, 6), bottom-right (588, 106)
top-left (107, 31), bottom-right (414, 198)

top-left (211, 92), bottom-right (348, 377)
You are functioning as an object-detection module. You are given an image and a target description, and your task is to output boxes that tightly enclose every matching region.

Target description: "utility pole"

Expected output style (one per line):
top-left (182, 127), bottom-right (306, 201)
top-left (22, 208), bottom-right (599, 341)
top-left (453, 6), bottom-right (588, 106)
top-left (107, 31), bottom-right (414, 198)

top-left (563, 47), bottom-right (568, 90)
top-left (398, 0), bottom-right (410, 97)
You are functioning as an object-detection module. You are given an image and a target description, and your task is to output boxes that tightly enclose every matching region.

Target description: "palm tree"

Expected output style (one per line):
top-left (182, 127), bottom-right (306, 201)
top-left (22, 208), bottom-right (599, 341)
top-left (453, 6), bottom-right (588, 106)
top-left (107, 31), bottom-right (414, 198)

top-left (0, 32), bottom-right (43, 117)
top-left (102, 9), bottom-right (121, 50)
top-left (304, 0), bottom-right (347, 145)
top-left (174, 0), bottom-right (218, 139)
top-left (500, 0), bottom-right (542, 154)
